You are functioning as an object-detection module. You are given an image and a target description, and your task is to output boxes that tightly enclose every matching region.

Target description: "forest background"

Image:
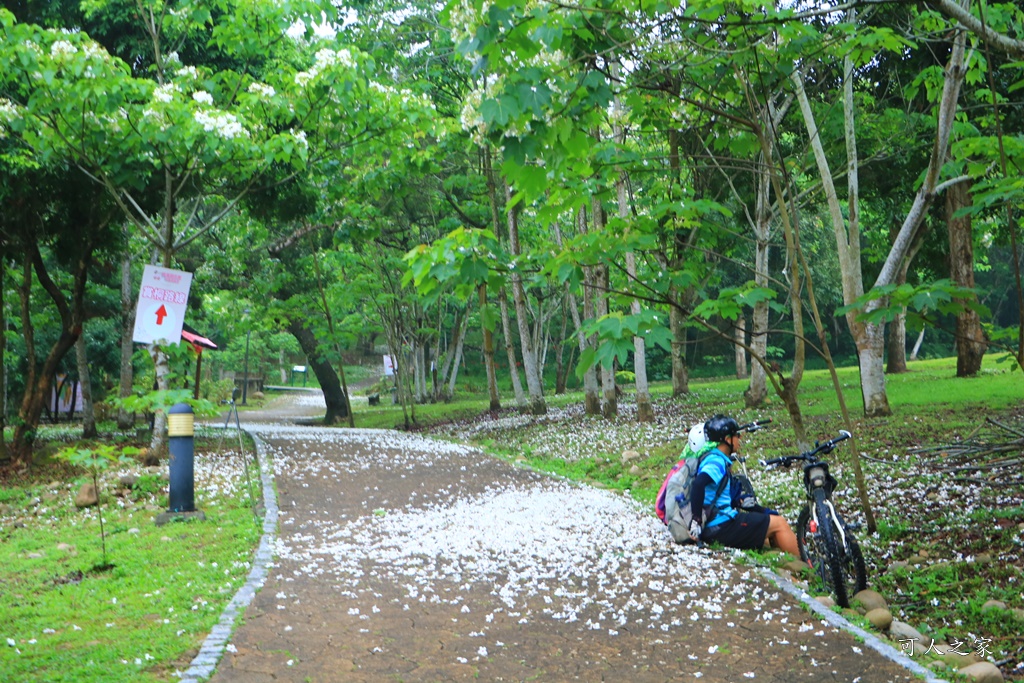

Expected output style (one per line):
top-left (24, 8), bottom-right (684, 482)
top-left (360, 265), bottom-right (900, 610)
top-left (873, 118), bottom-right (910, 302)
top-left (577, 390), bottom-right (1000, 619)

top-left (1, 0), bottom-right (1022, 464)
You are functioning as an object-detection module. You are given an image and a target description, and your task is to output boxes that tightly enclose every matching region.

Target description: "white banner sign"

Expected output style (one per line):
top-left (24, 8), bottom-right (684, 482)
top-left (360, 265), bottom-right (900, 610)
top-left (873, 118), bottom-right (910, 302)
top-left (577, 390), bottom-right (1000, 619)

top-left (383, 354), bottom-right (395, 377)
top-left (132, 265), bottom-right (193, 344)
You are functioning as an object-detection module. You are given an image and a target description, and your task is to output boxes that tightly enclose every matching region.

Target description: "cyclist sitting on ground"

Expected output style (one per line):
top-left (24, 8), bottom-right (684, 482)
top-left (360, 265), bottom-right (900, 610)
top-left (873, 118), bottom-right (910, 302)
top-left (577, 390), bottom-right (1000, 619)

top-left (685, 420), bottom-right (775, 514)
top-left (688, 414), bottom-right (799, 556)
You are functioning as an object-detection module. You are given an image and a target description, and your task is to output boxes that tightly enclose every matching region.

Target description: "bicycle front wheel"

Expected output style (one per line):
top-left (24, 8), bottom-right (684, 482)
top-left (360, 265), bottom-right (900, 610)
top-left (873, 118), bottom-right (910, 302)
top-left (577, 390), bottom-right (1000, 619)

top-left (796, 504), bottom-right (830, 590)
top-left (798, 493), bottom-right (861, 608)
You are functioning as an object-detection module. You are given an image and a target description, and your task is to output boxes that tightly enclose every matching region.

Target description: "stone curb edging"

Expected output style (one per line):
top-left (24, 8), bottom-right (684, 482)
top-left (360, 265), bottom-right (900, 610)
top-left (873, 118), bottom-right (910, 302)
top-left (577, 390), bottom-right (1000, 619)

top-left (762, 568), bottom-right (948, 683)
top-left (178, 431), bottom-right (277, 683)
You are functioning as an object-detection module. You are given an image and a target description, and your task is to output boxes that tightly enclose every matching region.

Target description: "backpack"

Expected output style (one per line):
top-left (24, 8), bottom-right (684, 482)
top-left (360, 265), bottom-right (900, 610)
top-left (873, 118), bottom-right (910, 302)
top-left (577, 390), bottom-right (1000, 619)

top-left (655, 444), bottom-right (729, 544)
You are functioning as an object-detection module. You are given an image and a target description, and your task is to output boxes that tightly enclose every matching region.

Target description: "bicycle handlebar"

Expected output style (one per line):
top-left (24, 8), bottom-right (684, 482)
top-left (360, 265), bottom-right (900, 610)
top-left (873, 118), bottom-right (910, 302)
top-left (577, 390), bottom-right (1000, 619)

top-left (737, 418), bottom-right (772, 434)
top-left (760, 430), bottom-right (852, 468)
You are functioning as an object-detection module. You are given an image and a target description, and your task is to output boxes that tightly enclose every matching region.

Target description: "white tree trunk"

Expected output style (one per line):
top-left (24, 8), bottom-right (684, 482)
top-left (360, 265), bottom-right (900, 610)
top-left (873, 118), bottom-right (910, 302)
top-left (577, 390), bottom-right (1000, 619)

top-left (414, 342), bottom-right (427, 403)
top-left (734, 318), bottom-right (748, 379)
top-left (911, 326), bottom-right (926, 361)
top-left (612, 81), bottom-right (653, 422)
top-left (498, 287), bottom-right (526, 407)
top-left (507, 184), bottom-right (546, 415)
top-left (148, 344), bottom-right (169, 458)
top-left (478, 285), bottom-right (501, 410)
top-left (794, 57), bottom-right (888, 414)
top-left (590, 194), bottom-right (617, 419)
top-left (446, 320), bottom-right (467, 398)
top-left (864, 22), bottom-right (967, 414)
top-left (438, 308), bottom-right (463, 397)
top-left (746, 155), bottom-right (771, 406)
top-left (560, 207), bottom-right (602, 414)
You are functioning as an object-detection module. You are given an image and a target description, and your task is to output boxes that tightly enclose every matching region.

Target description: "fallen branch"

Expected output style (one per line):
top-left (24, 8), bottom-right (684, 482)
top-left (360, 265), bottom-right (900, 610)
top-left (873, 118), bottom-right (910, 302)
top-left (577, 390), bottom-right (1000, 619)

top-left (935, 457), bottom-right (1024, 474)
top-left (953, 477), bottom-right (1024, 487)
top-left (986, 417), bottom-right (1024, 439)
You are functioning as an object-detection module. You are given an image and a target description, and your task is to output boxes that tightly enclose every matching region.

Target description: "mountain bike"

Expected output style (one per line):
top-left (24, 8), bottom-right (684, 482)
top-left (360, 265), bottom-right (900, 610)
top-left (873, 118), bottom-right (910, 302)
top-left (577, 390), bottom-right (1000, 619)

top-left (761, 430), bottom-right (867, 608)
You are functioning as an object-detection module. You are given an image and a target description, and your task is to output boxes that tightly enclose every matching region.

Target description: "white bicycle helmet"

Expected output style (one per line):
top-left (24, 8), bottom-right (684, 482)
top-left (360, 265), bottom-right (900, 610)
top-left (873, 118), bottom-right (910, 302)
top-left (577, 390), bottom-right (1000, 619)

top-left (687, 423), bottom-right (707, 452)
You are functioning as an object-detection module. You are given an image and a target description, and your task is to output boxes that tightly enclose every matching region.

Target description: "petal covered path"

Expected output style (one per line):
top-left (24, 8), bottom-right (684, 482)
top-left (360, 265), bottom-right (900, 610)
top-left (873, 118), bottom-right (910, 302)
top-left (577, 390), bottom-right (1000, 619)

top-left (206, 395), bottom-right (922, 682)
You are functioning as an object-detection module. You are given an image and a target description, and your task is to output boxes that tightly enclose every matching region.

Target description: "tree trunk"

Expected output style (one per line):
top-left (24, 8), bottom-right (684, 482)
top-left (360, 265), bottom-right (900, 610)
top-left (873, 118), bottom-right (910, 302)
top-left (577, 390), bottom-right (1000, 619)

top-left (565, 207), bottom-right (601, 414)
top-left (12, 243), bottom-right (92, 462)
top-left (148, 344), bottom-right (170, 458)
top-left (287, 319), bottom-right (349, 424)
top-left (946, 180), bottom-right (986, 376)
top-left (911, 326), bottom-right (926, 361)
top-left (438, 308), bottom-right (463, 399)
top-left (887, 308), bottom-right (908, 374)
top-left (498, 286), bottom-right (526, 406)
top-left (854, 325), bottom-right (889, 416)
top-left (117, 248), bottom-right (136, 429)
top-left (616, 191), bottom-right (652, 420)
top-left (446, 316), bottom-right (467, 399)
top-left (590, 196), bottom-right (617, 419)
top-left (554, 299), bottom-right (568, 395)
top-left (148, 204), bottom-right (179, 455)
top-left (735, 316), bottom-right (748, 379)
top-left (413, 340), bottom-right (427, 403)
top-left (612, 83), bottom-right (653, 422)
top-left (507, 184), bottom-right (546, 416)
top-left (309, 241), bottom-right (355, 425)
top-left (669, 289), bottom-right (690, 397)
top-left (485, 146), bottom-right (525, 408)
top-left (793, 63), bottom-right (886, 416)
top-left (861, 23), bottom-right (968, 412)
top-left (479, 285), bottom-right (501, 411)
top-left (0, 250), bottom-right (6, 462)
top-left (76, 330), bottom-right (98, 438)
top-left (886, 243), bottom-right (919, 375)
top-left (624, 254), bottom-right (653, 421)
top-left (746, 159), bottom-right (771, 405)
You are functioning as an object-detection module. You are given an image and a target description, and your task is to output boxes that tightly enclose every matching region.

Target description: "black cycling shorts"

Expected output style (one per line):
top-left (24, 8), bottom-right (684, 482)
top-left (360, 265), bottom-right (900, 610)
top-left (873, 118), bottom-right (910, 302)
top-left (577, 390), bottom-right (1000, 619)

top-left (705, 511), bottom-right (771, 550)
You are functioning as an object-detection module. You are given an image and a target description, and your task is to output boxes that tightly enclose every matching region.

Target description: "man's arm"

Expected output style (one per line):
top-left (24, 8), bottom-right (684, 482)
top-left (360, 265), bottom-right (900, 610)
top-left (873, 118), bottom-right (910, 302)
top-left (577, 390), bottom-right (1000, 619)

top-left (689, 472), bottom-right (714, 523)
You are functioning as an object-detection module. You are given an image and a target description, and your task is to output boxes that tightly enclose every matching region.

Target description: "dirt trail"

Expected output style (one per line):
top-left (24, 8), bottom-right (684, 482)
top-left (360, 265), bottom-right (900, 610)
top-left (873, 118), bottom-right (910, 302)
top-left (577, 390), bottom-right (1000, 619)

top-left (205, 393), bottom-right (924, 683)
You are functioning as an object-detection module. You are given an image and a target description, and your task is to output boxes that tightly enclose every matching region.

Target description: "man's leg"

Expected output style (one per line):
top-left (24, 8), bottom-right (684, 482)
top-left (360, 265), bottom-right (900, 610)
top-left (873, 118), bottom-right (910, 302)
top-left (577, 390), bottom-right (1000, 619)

top-left (767, 514), bottom-right (799, 556)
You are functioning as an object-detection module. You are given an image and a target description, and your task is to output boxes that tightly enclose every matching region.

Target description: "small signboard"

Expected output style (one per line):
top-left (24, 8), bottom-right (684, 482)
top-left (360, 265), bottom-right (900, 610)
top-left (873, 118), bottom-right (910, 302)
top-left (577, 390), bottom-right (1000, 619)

top-left (132, 265), bottom-right (193, 345)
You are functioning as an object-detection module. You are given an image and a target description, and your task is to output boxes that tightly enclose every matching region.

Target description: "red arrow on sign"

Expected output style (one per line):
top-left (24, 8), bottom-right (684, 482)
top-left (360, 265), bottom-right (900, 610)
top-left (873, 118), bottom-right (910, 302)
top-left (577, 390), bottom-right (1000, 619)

top-left (155, 305), bottom-right (168, 325)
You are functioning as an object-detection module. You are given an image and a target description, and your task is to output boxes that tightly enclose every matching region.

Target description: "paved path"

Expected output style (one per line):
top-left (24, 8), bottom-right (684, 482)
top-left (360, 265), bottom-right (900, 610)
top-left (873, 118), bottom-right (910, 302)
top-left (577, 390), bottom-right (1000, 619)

top-left (203, 395), bottom-right (931, 683)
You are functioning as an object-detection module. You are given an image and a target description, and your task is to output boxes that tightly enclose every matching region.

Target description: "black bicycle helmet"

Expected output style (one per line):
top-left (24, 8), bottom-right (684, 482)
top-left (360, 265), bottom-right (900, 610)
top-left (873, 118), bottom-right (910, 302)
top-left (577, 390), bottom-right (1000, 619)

top-left (705, 414), bottom-right (740, 443)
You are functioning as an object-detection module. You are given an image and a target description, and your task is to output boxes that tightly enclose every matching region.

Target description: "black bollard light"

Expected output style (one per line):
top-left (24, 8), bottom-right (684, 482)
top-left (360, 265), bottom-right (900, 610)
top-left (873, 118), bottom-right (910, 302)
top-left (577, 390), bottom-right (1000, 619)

top-left (167, 402), bottom-right (195, 512)
top-left (155, 403), bottom-right (207, 525)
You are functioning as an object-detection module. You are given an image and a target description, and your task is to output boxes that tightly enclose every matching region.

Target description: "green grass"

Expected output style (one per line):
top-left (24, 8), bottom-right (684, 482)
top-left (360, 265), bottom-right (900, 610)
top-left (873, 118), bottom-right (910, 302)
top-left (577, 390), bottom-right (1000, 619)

top-left (346, 354), bottom-right (1021, 432)
top-left (0, 434), bottom-right (262, 683)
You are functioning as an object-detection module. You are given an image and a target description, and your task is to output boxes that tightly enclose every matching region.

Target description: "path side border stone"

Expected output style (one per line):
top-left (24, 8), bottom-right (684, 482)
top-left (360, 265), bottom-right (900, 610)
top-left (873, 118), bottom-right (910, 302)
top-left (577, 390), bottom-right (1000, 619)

top-left (178, 431), bottom-right (277, 683)
top-left (762, 568), bottom-right (948, 683)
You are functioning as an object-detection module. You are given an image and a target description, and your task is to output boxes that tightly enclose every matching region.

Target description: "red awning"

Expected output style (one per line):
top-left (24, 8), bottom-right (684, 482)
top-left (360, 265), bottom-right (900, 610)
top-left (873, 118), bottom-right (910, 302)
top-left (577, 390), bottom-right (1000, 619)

top-left (182, 329), bottom-right (218, 350)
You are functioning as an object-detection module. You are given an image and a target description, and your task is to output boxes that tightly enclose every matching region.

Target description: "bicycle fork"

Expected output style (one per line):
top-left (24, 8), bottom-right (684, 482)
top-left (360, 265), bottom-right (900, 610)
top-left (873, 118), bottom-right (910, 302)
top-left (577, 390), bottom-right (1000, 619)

top-left (809, 497), bottom-right (849, 552)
